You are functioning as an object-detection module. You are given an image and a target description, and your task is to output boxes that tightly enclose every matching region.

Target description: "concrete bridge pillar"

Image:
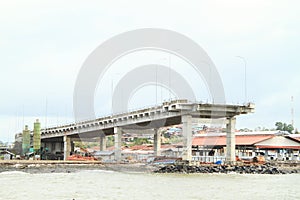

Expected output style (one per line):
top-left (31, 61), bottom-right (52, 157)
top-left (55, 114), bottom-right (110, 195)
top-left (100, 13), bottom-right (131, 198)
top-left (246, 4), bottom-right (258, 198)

top-left (114, 127), bottom-right (122, 162)
top-left (63, 135), bottom-right (71, 161)
top-left (100, 134), bottom-right (106, 151)
top-left (226, 117), bottom-right (236, 164)
top-left (154, 129), bottom-right (161, 157)
top-left (182, 115), bottom-right (192, 161)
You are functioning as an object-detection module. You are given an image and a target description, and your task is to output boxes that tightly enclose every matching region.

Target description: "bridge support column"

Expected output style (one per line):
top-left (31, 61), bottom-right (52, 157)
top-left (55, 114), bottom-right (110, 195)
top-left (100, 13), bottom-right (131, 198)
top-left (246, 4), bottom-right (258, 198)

top-left (182, 115), bottom-right (192, 161)
top-left (226, 117), bottom-right (236, 164)
top-left (100, 134), bottom-right (106, 151)
top-left (114, 127), bottom-right (122, 162)
top-left (154, 129), bottom-right (161, 157)
top-left (63, 135), bottom-right (71, 161)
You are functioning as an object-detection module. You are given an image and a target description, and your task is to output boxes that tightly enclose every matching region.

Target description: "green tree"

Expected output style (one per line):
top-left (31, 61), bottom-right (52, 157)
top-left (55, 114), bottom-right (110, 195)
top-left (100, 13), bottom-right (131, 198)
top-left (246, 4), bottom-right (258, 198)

top-left (285, 124), bottom-right (294, 133)
top-left (74, 141), bottom-right (85, 149)
top-left (106, 136), bottom-right (114, 147)
top-left (275, 122), bottom-right (283, 131)
top-left (131, 138), bottom-right (150, 146)
top-left (275, 122), bottom-right (294, 133)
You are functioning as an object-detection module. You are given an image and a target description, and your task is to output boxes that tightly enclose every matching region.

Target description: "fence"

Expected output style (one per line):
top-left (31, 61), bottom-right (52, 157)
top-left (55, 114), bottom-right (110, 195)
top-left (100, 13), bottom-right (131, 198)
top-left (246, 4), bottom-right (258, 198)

top-left (192, 156), bottom-right (226, 163)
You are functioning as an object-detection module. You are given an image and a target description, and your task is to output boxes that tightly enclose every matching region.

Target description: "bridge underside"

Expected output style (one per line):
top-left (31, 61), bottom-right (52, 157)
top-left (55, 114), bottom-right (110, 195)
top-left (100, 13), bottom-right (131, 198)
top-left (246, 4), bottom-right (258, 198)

top-left (41, 100), bottom-right (255, 163)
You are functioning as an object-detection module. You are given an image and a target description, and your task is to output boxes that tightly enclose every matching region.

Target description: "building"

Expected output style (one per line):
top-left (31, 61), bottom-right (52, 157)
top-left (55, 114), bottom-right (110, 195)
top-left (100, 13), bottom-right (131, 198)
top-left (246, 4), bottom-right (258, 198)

top-left (192, 131), bottom-right (300, 163)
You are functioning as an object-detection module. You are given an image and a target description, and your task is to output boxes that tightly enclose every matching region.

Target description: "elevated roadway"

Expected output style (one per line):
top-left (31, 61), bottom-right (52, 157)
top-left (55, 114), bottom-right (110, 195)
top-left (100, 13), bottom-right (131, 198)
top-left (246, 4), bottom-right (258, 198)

top-left (40, 99), bottom-right (255, 163)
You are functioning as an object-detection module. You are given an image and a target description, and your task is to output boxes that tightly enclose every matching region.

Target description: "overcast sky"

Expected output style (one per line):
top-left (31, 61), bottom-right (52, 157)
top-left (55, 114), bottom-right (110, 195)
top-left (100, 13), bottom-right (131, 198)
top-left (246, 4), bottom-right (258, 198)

top-left (0, 0), bottom-right (299, 142)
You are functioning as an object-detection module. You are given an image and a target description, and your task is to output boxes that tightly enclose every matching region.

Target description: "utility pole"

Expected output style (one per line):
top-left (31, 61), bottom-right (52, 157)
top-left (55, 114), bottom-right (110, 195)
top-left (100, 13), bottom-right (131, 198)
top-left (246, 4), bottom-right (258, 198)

top-left (169, 54), bottom-right (171, 101)
top-left (291, 96), bottom-right (294, 127)
top-left (156, 64), bottom-right (158, 105)
top-left (45, 97), bottom-right (48, 132)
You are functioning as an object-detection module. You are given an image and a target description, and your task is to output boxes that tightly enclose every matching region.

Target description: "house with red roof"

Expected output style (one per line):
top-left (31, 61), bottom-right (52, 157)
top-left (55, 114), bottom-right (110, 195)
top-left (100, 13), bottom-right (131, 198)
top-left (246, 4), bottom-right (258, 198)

top-left (192, 131), bottom-right (300, 162)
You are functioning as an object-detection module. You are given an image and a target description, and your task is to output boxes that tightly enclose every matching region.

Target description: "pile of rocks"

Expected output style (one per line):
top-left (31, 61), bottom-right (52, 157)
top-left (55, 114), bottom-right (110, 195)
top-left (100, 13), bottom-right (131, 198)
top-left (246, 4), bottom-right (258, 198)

top-left (154, 164), bottom-right (299, 174)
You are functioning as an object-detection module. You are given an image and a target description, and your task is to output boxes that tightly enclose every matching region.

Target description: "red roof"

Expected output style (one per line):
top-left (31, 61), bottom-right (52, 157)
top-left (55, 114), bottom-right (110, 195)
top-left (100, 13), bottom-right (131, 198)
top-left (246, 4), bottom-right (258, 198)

top-left (130, 145), bottom-right (153, 151)
top-left (192, 135), bottom-right (274, 146)
top-left (128, 144), bottom-right (178, 151)
top-left (255, 145), bottom-right (300, 150)
top-left (289, 136), bottom-right (300, 142)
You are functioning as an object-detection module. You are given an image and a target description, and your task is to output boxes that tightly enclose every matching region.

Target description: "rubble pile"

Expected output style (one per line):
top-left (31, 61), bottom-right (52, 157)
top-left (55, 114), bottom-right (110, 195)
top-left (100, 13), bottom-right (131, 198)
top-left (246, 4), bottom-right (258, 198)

top-left (154, 164), bottom-right (299, 174)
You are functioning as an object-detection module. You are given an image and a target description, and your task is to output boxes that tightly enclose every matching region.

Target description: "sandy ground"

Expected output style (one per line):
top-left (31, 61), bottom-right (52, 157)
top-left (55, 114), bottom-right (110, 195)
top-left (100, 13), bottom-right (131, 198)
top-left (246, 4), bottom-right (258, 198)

top-left (0, 160), bottom-right (158, 174)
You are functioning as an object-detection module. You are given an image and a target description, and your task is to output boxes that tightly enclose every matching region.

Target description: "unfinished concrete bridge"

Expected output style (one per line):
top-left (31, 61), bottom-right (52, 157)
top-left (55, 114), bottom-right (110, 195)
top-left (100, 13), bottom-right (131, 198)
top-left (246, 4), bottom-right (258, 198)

top-left (41, 99), bottom-right (255, 163)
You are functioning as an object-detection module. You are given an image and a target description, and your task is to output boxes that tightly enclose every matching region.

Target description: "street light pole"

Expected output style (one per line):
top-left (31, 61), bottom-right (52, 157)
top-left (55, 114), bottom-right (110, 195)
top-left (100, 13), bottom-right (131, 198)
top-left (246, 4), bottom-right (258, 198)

top-left (156, 64), bottom-right (158, 105)
top-left (169, 54), bottom-right (171, 101)
top-left (236, 56), bottom-right (247, 103)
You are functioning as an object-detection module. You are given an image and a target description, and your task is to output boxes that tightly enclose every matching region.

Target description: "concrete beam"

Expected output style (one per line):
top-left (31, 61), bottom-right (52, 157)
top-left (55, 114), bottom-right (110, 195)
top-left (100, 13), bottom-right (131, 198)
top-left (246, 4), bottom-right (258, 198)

top-left (114, 127), bottom-right (122, 162)
top-left (122, 129), bottom-right (154, 134)
top-left (182, 115), bottom-right (192, 161)
top-left (154, 129), bottom-right (161, 156)
top-left (226, 117), bottom-right (236, 164)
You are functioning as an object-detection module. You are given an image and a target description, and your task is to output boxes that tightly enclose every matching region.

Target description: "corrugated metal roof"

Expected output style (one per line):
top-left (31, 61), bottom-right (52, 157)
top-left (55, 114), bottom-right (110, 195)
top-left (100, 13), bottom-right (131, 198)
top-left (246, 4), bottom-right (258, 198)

top-left (293, 137), bottom-right (300, 142)
top-left (255, 145), bottom-right (300, 150)
top-left (194, 131), bottom-right (277, 137)
top-left (288, 135), bottom-right (300, 142)
top-left (128, 144), bottom-right (178, 151)
top-left (255, 136), bottom-right (300, 149)
top-left (192, 135), bottom-right (274, 146)
top-left (130, 145), bottom-right (153, 151)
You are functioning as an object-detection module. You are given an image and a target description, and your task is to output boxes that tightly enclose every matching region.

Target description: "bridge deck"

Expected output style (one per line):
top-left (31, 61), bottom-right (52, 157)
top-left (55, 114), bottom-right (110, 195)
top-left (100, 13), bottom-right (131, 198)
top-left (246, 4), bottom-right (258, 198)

top-left (41, 100), bottom-right (255, 139)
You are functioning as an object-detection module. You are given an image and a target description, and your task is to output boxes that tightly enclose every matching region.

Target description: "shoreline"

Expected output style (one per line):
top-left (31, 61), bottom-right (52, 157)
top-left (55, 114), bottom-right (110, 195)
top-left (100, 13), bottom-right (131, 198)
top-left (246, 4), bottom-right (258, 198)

top-left (0, 160), bottom-right (157, 174)
top-left (0, 160), bottom-right (299, 174)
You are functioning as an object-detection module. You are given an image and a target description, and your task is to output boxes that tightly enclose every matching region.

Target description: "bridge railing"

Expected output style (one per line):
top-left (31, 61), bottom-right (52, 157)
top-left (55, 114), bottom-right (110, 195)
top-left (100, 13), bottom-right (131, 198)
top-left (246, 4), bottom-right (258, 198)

top-left (43, 99), bottom-right (192, 129)
top-left (42, 102), bottom-right (172, 132)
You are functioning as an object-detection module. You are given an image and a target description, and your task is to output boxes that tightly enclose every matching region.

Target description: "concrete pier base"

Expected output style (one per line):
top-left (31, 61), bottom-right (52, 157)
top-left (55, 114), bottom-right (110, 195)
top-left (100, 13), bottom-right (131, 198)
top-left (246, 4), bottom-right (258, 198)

top-left (182, 115), bottom-right (192, 161)
top-left (114, 127), bottom-right (122, 162)
top-left (100, 134), bottom-right (106, 151)
top-left (63, 135), bottom-right (71, 161)
top-left (226, 117), bottom-right (236, 164)
top-left (154, 129), bottom-right (161, 157)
